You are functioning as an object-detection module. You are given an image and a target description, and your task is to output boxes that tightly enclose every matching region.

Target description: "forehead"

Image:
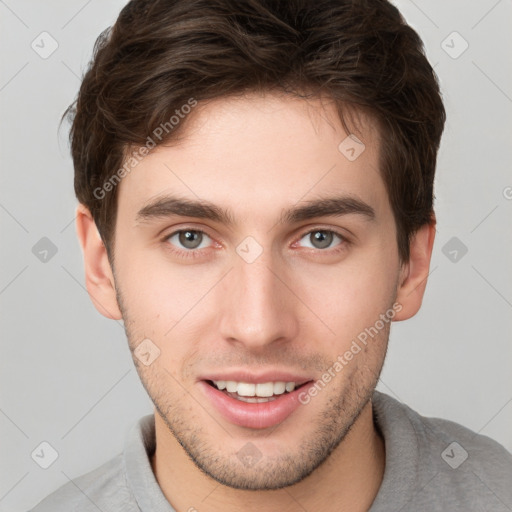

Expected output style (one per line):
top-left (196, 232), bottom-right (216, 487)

top-left (116, 92), bottom-right (388, 224)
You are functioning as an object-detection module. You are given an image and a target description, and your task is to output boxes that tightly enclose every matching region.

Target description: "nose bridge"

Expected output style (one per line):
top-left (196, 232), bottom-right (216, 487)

top-left (218, 241), bottom-right (297, 348)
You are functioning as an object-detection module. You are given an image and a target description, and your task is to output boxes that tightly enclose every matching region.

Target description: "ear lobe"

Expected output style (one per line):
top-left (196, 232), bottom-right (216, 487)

top-left (75, 204), bottom-right (122, 320)
top-left (393, 219), bottom-right (436, 322)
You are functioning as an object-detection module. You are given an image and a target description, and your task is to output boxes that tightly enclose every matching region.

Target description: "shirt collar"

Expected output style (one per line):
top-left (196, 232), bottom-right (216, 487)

top-left (123, 413), bottom-right (176, 512)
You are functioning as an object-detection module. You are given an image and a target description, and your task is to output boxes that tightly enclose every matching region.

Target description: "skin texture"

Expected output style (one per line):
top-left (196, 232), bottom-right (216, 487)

top-left (76, 92), bottom-right (435, 512)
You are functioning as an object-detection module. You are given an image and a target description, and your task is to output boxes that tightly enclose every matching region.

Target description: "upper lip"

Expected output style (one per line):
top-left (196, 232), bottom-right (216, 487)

top-left (200, 370), bottom-right (313, 386)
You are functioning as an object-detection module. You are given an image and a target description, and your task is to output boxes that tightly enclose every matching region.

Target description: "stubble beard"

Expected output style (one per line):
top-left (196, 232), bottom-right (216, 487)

top-left (116, 284), bottom-right (389, 490)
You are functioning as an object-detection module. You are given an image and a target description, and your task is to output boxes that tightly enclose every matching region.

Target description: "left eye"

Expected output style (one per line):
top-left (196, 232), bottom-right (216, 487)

top-left (297, 229), bottom-right (344, 250)
top-left (166, 230), bottom-right (212, 250)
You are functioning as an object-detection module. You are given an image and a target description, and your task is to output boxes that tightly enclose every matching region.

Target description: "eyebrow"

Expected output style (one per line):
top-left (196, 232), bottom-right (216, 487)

top-left (135, 194), bottom-right (376, 226)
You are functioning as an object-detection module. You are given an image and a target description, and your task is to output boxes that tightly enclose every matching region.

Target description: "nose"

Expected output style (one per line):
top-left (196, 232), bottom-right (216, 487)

top-left (218, 245), bottom-right (299, 352)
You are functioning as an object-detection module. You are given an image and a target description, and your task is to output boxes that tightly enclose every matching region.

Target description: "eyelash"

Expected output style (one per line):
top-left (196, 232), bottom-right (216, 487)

top-left (162, 227), bottom-right (350, 260)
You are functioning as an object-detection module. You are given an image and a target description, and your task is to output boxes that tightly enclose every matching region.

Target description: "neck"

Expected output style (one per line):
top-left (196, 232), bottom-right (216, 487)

top-left (151, 400), bottom-right (385, 512)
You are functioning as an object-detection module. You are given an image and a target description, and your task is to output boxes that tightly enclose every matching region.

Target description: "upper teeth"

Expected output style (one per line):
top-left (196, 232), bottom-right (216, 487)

top-left (214, 381), bottom-right (296, 397)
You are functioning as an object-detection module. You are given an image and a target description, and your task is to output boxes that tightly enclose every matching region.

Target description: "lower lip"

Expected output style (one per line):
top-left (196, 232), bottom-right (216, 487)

top-left (199, 381), bottom-right (312, 429)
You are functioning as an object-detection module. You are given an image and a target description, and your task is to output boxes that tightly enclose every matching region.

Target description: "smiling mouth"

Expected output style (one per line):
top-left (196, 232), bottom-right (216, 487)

top-left (206, 379), bottom-right (311, 403)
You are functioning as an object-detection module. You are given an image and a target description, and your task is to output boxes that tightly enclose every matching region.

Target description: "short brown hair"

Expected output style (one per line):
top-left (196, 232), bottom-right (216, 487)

top-left (65, 0), bottom-right (445, 263)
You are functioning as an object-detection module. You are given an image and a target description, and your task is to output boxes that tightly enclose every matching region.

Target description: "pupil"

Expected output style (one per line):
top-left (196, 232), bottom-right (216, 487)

top-left (180, 230), bottom-right (201, 249)
top-left (313, 230), bottom-right (332, 249)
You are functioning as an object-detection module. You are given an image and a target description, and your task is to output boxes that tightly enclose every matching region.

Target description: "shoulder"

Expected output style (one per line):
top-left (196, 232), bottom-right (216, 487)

top-left (394, 393), bottom-right (512, 474)
top-left (29, 414), bottom-right (162, 512)
top-left (28, 453), bottom-right (138, 512)
top-left (373, 390), bottom-right (512, 466)
top-left (372, 391), bottom-right (512, 511)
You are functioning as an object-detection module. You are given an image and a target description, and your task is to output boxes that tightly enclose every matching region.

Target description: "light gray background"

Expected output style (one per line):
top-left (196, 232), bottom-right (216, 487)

top-left (1, 1), bottom-right (511, 510)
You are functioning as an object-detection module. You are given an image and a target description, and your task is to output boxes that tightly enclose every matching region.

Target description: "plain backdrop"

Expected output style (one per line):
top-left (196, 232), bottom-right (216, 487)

top-left (1, 1), bottom-right (511, 510)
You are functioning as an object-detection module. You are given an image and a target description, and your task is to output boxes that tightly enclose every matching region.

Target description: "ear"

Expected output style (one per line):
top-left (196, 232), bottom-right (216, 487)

top-left (393, 218), bottom-right (436, 321)
top-left (75, 204), bottom-right (122, 320)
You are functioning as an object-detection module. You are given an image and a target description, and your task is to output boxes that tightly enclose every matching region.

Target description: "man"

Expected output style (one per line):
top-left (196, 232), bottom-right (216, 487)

top-left (30, 0), bottom-right (512, 510)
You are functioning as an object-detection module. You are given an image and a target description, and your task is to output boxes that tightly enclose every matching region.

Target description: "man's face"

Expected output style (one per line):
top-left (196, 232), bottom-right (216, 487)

top-left (112, 93), bottom-right (402, 489)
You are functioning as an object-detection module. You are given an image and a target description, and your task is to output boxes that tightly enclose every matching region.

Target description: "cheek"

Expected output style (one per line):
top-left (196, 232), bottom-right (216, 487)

top-left (115, 254), bottom-right (215, 370)
top-left (300, 249), bottom-right (398, 340)
top-left (116, 247), bottom-right (208, 325)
